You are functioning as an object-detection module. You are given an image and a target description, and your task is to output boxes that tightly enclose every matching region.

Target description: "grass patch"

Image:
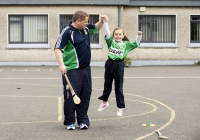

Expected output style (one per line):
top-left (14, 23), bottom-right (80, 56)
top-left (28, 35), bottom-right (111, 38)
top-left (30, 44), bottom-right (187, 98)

top-left (194, 60), bottom-right (200, 65)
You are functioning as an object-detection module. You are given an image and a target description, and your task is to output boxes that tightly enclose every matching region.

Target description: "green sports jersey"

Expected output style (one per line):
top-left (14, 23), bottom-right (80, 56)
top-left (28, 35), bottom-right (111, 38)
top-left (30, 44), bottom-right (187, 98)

top-left (55, 23), bottom-right (98, 71)
top-left (105, 35), bottom-right (139, 60)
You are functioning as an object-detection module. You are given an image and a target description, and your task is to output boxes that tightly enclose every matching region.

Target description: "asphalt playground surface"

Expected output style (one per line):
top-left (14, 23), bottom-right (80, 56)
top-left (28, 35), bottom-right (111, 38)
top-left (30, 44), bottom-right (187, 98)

top-left (0, 66), bottom-right (200, 140)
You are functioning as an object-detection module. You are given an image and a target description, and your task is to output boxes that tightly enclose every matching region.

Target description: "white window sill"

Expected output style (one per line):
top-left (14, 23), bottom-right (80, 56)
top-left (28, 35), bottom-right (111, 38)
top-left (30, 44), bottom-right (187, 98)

top-left (188, 43), bottom-right (200, 48)
top-left (139, 43), bottom-right (178, 48)
top-left (6, 44), bottom-right (102, 49)
top-left (91, 44), bottom-right (102, 49)
top-left (6, 44), bottom-right (51, 49)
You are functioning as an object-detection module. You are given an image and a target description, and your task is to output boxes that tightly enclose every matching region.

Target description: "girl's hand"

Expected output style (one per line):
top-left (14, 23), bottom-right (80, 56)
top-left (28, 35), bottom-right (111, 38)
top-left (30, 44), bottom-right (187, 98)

top-left (138, 31), bottom-right (143, 35)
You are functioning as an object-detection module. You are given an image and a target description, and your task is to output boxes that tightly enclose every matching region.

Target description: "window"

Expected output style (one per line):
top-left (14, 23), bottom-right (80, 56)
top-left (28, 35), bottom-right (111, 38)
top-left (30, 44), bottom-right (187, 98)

top-left (9, 15), bottom-right (48, 44)
top-left (60, 15), bottom-right (73, 33)
top-left (60, 14), bottom-right (99, 44)
top-left (190, 15), bottom-right (200, 43)
top-left (138, 15), bottom-right (176, 43)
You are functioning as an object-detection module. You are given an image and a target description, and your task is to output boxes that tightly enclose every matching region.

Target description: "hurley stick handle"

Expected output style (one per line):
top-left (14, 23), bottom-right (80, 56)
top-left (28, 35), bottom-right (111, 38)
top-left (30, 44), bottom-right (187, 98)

top-left (64, 73), bottom-right (81, 104)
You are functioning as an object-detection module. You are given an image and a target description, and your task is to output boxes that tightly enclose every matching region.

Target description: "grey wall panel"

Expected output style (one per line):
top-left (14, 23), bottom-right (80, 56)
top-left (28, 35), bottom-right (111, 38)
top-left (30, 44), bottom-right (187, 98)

top-left (0, 0), bottom-right (200, 6)
top-left (0, 0), bottom-right (200, 7)
top-left (0, 0), bottom-right (129, 5)
top-left (129, 0), bottom-right (200, 6)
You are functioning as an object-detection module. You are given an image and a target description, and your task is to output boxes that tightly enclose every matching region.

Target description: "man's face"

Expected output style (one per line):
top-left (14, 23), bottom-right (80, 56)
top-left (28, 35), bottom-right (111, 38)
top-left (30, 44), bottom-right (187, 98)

top-left (78, 17), bottom-right (89, 30)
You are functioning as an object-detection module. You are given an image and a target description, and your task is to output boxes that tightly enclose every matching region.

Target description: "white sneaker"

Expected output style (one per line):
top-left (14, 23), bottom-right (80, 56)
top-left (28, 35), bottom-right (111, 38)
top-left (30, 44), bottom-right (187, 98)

top-left (66, 124), bottom-right (75, 130)
top-left (98, 102), bottom-right (109, 111)
top-left (79, 123), bottom-right (88, 129)
top-left (117, 109), bottom-right (123, 116)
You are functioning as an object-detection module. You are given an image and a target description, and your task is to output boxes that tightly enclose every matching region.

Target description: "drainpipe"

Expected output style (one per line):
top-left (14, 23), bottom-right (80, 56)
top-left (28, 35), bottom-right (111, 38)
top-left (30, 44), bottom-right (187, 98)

top-left (118, 5), bottom-right (123, 27)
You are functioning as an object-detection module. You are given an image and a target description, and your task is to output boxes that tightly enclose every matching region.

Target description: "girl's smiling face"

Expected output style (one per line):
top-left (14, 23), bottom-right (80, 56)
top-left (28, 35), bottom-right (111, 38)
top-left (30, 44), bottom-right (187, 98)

top-left (113, 29), bottom-right (124, 42)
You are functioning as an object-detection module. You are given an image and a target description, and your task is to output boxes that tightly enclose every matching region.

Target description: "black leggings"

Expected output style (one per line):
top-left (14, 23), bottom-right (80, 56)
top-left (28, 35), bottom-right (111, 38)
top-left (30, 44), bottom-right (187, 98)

top-left (98, 59), bottom-right (125, 108)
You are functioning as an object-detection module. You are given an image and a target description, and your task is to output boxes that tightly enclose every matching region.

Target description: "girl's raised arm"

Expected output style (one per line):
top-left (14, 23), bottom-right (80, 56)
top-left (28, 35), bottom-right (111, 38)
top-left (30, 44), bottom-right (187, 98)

top-left (136, 31), bottom-right (143, 45)
top-left (103, 21), bottom-right (110, 39)
top-left (136, 35), bottom-right (142, 45)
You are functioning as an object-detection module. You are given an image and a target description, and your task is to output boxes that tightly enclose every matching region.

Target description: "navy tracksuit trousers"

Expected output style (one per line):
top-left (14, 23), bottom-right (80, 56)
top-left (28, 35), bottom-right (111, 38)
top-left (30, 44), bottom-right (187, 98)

top-left (98, 59), bottom-right (125, 108)
top-left (62, 65), bottom-right (92, 126)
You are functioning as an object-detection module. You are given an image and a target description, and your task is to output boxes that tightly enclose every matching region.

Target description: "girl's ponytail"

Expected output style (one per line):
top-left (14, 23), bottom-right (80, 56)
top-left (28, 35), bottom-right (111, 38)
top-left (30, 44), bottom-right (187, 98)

top-left (122, 36), bottom-right (129, 41)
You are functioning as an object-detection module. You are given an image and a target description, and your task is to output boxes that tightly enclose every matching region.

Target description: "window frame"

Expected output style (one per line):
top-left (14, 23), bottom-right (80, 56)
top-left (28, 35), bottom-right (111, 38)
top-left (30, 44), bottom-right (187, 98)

top-left (188, 14), bottom-right (200, 48)
top-left (59, 14), bottom-right (73, 34)
top-left (6, 14), bottom-right (50, 49)
top-left (138, 14), bottom-right (178, 48)
top-left (190, 15), bottom-right (200, 43)
top-left (58, 13), bottom-right (102, 49)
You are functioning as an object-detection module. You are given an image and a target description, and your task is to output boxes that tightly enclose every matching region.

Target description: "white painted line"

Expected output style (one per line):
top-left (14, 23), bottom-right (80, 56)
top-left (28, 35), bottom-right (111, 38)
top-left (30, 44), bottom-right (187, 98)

top-left (0, 95), bottom-right (59, 98)
top-left (127, 77), bottom-right (200, 79)
top-left (1, 77), bottom-right (200, 80)
top-left (58, 97), bottom-right (63, 122)
top-left (12, 69), bottom-right (27, 71)
top-left (0, 69), bottom-right (3, 71)
top-left (39, 69), bottom-right (53, 71)
top-left (26, 68), bottom-right (41, 71)
top-left (0, 121), bottom-right (59, 125)
top-left (0, 78), bottom-right (61, 79)
top-left (92, 77), bottom-right (200, 79)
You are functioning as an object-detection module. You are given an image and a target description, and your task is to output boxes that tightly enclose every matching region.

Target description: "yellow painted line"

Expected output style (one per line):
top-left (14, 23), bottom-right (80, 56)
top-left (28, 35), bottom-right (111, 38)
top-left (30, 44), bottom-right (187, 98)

top-left (0, 97), bottom-right (157, 125)
top-left (0, 83), bottom-right (175, 140)
top-left (90, 98), bottom-right (157, 121)
top-left (92, 87), bottom-right (175, 140)
top-left (58, 97), bottom-right (63, 122)
top-left (0, 96), bottom-right (63, 125)
top-left (124, 93), bottom-right (175, 140)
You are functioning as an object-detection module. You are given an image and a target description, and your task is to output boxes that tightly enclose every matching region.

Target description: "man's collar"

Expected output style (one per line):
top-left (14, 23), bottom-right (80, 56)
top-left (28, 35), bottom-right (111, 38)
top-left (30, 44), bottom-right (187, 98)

top-left (69, 22), bottom-right (78, 31)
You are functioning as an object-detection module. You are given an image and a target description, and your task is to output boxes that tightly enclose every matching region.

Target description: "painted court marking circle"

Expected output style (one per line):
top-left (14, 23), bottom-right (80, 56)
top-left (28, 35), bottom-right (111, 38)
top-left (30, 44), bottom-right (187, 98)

top-left (0, 82), bottom-right (175, 140)
top-left (90, 97), bottom-right (157, 121)
top-left (125, 92), bottom-right (175, 140)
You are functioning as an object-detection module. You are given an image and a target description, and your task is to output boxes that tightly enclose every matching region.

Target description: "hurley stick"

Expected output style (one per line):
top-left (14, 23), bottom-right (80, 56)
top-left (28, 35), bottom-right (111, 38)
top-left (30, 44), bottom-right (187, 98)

top-left (64, 73), bottom-right (81, 104)
top-left (156, 131), bottom-right (168, 139)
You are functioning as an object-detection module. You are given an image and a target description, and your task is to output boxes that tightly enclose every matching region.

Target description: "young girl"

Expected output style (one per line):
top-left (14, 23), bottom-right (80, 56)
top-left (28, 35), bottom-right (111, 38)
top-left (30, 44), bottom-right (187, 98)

top-left (98, 21), bottom-right (142, 116)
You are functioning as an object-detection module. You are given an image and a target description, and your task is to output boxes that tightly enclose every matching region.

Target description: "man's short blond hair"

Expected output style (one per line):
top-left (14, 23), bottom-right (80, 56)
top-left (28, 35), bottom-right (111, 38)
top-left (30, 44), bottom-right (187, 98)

top-left (72, 10), bottom-right (89, 22)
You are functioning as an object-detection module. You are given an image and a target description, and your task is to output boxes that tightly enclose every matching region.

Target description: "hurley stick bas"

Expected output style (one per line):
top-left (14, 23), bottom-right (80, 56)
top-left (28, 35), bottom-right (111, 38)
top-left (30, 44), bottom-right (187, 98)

top-left (64, 73), bottom-right (81, 104)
